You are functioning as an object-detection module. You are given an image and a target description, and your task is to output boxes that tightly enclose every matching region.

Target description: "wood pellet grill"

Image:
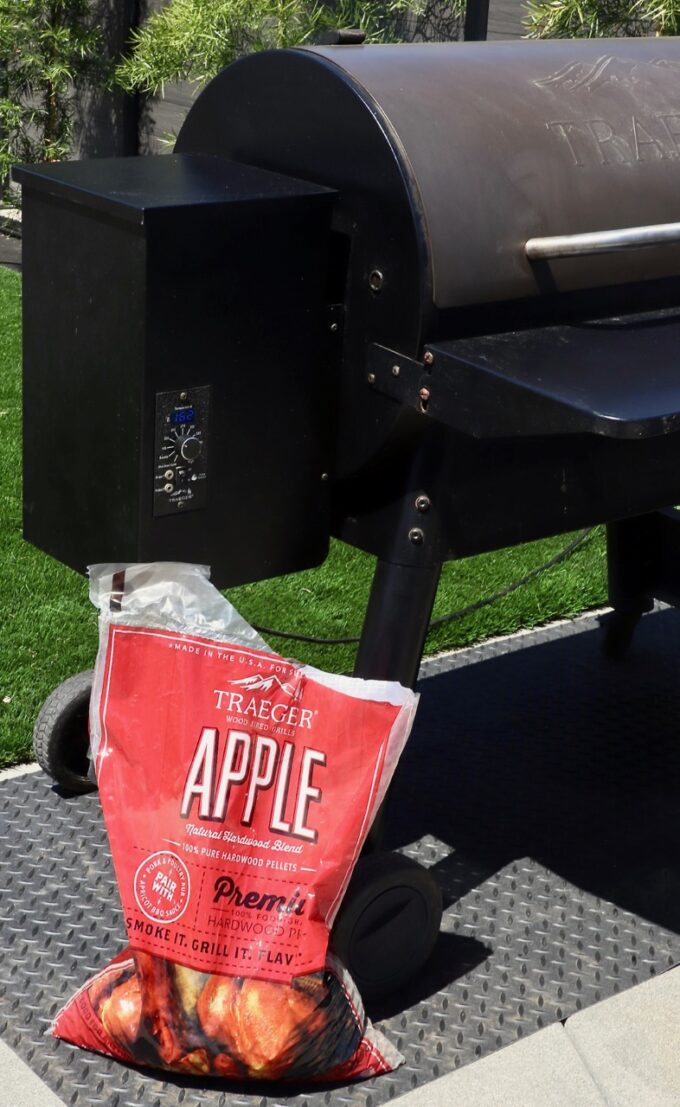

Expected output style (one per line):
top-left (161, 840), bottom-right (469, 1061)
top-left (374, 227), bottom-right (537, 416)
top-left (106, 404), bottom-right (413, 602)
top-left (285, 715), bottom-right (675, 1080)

top-left (13, 37), bottom-right (680, 1007)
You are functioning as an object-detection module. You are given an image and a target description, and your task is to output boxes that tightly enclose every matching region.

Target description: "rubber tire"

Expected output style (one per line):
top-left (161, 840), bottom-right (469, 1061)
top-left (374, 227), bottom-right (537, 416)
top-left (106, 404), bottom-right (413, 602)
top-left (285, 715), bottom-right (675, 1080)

top-left (33, 670), bottom-right (96, 794)
top-left (331, 852), bottom-right (443, 1001)
top-left (601, 611), bottom-right (641, 661)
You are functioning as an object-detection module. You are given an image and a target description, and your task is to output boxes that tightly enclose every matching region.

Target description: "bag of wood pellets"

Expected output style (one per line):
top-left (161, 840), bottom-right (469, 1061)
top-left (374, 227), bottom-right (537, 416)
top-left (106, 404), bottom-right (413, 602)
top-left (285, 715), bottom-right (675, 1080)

top-left (52, 563), bottom-right (418, 1082)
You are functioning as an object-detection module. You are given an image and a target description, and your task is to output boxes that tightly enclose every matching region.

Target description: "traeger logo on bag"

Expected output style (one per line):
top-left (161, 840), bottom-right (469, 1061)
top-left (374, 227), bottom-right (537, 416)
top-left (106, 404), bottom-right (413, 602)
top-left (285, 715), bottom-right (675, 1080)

top-left (227, 673), bottom-right (301, 697)
top-left (180, 728), bottom-right (326, 842)
top-left (213, 681), bottom-right (313, 731)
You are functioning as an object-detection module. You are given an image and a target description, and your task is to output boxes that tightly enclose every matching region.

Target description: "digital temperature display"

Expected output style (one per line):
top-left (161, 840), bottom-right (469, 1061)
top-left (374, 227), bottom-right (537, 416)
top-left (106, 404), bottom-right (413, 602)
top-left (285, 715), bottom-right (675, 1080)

top-left (170, 408), bottom-right (195, 426)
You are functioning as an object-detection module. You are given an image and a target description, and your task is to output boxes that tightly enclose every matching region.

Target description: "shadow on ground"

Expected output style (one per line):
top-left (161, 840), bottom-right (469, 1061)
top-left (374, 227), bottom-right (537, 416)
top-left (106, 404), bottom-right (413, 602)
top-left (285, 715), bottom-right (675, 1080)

top-left (385, 607), bottom-right (680, 935)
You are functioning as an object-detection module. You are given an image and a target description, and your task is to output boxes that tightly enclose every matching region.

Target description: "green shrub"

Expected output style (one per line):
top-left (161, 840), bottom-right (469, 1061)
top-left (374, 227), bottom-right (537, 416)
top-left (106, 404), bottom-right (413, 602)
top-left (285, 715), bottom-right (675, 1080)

top-left (524, 0), bottom-right (679, 39)
top-left (0, 0), bottom-right (104, 202)
top-left (114, 0), bottom-right (462, 94)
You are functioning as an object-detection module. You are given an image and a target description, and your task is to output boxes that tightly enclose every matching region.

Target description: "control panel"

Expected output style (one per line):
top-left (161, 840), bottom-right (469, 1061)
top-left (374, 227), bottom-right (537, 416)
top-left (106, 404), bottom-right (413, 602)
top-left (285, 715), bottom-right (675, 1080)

top-left (154, 386), bottom-right (210, 516)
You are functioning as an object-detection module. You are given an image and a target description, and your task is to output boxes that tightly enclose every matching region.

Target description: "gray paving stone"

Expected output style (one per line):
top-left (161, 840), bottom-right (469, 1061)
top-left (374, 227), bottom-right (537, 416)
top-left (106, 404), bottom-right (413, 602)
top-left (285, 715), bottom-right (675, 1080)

top-left (0, 1039), bottom-right (66, 1107)
top-left (393, 1024), bottom-right (606, 1107)
top-left (565, 965), bottom-right (680, 1107)
top-left (0, 232), bottom-right (21, 271)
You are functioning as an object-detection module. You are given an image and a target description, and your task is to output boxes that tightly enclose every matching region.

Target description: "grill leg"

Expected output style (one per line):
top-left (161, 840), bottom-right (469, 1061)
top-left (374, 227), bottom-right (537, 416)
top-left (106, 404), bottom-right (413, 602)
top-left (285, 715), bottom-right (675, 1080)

top-left (606, 516), bottom-right (657, 619)
top-left (332, 558), bottom-right (444, 993)
top-left (354, 560), bottom-right (442, 688)
top-left (604, 516), bottom-right (657, 659)
top-left (354, 559), bottom-right (442, 849)
top-left (603, 513), bottom-right (677, 659)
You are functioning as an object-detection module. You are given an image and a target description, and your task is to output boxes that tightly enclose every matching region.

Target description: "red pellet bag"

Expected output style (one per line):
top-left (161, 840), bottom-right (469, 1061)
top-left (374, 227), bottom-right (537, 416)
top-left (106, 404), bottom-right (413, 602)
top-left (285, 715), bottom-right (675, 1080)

top-left (52, 564), bottom-right (419, 1081)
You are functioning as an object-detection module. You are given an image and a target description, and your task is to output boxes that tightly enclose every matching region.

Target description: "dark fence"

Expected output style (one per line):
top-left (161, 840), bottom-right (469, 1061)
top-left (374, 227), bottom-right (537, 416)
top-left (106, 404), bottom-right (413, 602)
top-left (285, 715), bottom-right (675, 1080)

top-left (71, 0), bottom-right (529, 158)
top-left (72, 0), bottom-right (142, 158)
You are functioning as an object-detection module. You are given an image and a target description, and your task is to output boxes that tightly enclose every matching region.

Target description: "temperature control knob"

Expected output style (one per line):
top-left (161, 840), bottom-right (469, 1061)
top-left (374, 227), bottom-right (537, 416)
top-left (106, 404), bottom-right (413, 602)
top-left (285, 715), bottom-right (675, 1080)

top-left (180, 435), bottom-right (202, 463)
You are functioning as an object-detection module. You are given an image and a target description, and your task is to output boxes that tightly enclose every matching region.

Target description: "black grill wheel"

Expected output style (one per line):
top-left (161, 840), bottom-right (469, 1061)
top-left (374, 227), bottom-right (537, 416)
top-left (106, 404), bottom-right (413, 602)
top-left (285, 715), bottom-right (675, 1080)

top-left (33, 670), bottom-right (96, 794)
top-left (331, 851), bottom-right (443, 1001)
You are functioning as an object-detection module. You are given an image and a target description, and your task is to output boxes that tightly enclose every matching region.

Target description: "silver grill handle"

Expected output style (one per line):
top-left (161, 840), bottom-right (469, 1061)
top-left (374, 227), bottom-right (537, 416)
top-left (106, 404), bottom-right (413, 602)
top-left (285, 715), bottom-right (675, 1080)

top-left (525, 221), bottom-right (680, 260)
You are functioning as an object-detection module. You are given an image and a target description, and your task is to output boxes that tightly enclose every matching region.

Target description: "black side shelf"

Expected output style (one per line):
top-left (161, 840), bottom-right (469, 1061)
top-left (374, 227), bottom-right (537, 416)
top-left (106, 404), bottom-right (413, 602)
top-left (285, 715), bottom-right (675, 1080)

top-left (369, 310), bottom-right (680, 440)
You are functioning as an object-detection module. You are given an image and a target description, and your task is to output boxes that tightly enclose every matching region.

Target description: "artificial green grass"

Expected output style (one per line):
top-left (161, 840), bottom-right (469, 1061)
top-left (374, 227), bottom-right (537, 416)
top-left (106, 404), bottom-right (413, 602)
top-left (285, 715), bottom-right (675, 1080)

top-left (0, 265), bottom-right (608, 768)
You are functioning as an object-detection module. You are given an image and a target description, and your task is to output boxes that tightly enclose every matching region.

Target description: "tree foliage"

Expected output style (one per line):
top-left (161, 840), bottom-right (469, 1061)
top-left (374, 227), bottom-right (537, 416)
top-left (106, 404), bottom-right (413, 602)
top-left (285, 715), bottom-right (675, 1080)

top-left (115, 0), bottom-right (462, 94)
top-left (0, 0), bottom-right (103, 200)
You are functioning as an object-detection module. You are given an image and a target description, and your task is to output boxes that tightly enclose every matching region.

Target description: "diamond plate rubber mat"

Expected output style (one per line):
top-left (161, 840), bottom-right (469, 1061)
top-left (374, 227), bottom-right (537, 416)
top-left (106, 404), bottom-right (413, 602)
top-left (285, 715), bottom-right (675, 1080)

top-left (3, 607), bottom-right (680, 1106)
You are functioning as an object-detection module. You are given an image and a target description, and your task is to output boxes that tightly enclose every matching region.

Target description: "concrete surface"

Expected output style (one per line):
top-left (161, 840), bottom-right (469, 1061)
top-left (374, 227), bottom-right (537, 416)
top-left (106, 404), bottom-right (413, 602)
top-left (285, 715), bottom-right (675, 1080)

top-left (0, 232), bottom-right (21, 273)
top-left (393, 1023), bottom-right (607, 1106)
top-left (0, 1039), bottom-right (66, 1107)
top-left (0, 763), bottom-right (39, 783)
top-left (566, 967), bottom-right (680, 1107)
top-left (391, 966), bottom-right (680, 1106)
